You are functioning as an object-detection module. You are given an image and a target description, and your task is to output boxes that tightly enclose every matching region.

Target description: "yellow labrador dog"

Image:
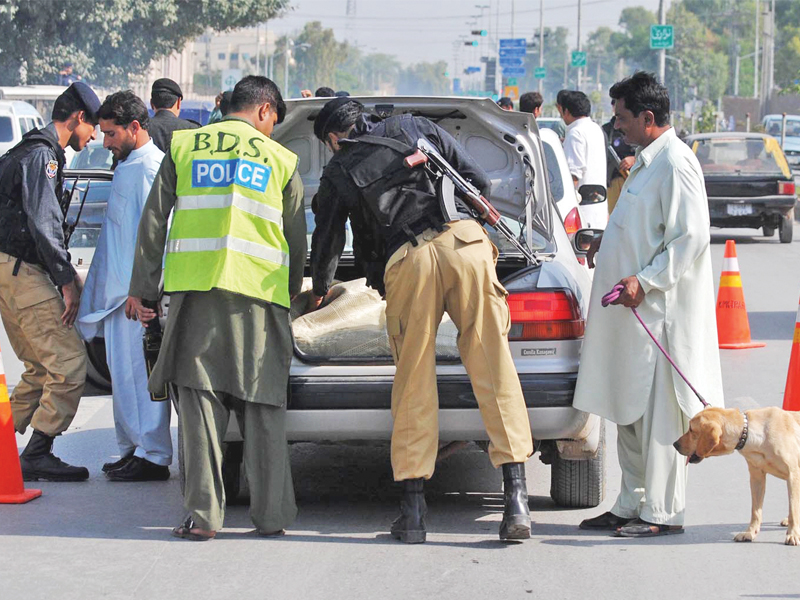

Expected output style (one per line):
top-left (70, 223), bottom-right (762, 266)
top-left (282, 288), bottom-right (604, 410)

top-left (673, 406), bottom-right (800, 546)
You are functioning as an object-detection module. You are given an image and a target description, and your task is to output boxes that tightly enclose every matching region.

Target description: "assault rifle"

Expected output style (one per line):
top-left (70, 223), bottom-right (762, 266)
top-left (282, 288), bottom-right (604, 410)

top-left (403, 138), bottom-right (538, 265)
top-left (142, 299), bottom-right (169, 402)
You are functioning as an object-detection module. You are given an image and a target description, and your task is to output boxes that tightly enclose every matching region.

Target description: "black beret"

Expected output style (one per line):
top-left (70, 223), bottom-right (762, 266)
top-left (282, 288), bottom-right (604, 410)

top-left (64, 82), bottom-right (101, 120)
top-left (151, 78), bottom-right (183, 99)
top-left (314, 97), bottom-right (363, 141)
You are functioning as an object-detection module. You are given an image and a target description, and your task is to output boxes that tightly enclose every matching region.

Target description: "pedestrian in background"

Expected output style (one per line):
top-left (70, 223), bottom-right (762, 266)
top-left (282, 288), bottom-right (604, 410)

top-left (576, 71), bottom-right (723, 537)
top-left (519, 91), bottom-right (543, 118)
top-left (127, 76), bottom-right (306, 541)
top-left (497, 96), bottom-right (513, 111)
top-left (0, 83), bottom-right (99, 481)
top-left (602, 112), bottom-right (636, 212)
top-left (76, 90), bottom-right (171, 481)
top-left (147, 78), bottom-right (199, 153)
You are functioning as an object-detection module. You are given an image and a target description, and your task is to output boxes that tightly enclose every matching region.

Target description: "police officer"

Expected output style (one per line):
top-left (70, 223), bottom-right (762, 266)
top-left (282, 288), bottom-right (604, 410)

top-left (310, 98), bottom-right (534, 543)
top-left (127, 76), bottom-right (305, 540)
top-left (602, 114), bottom-right (636, 211)
top-left (0, 82), bottom-right (100, 481)
top-left (147, 78), bottom-right (199, 153)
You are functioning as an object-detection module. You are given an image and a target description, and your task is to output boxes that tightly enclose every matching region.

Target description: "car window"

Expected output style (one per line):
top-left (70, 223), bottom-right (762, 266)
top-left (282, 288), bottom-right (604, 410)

top-left (766, 119), bottom-right (800, 138)
top-left (63, 178), bottom-right (111, 248)
top-left (70, 143), bottom-right (113, 170)
top-left (541, 139), bottom-right (564, 202)
top-left (0, 116), bottom-right (14, 142)
top-left (18, 118), bottom-right (32, 134)
top-left (692, 138), bottom-right (790, 177)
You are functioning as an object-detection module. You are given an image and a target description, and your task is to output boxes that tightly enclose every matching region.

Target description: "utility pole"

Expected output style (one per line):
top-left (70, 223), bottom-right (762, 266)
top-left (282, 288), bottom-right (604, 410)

top-left (511, 0), bottom-right (515, 38)
top-left (658, 0), bottom-right (666, 83)
top-left (754, 0), bottom-right (760, 99)
top-left (577, 0), bottom-right (582, 90)
top-left (538, 0), bottom-right (544, 95)
top-left (768, 0), bottom-right (775, 101)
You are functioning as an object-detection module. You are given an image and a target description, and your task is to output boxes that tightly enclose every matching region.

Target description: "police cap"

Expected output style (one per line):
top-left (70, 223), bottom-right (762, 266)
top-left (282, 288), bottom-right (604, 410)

top-left (314, 97), bottom-right (363, 141)
top-left (151, 78), bottom-right (183, 99)
top-left (63, 82), bottom-right (101, 121)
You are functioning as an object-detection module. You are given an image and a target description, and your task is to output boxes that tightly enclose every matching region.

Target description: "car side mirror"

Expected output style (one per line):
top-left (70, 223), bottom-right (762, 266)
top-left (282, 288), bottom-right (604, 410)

top-left (573, 228), bottom-right (604, 255)
top-left (578, 184), bottom-right (607, 206)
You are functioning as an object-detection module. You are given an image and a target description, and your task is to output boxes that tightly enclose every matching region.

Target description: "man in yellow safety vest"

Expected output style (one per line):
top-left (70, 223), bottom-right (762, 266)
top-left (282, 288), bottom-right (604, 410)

top-left (127, 76), bottom-right (306, 541)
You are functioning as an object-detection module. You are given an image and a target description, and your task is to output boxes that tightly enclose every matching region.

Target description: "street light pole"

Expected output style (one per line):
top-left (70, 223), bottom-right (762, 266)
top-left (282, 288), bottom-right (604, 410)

top-left (576, 0), bottom-right (582, 90)
top-left (658, 0), bottom-right (666, 83)
top-left (538, 0), bottom-right (544, 95)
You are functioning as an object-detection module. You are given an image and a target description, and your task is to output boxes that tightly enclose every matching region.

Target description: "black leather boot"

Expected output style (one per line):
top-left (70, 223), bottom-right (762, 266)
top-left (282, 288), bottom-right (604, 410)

top-left (19, 430), bottom-right (89, 482)
top-left (499, 463), bottom-right (531, 541)
top-left (390, 478), bottom-right (427, 544)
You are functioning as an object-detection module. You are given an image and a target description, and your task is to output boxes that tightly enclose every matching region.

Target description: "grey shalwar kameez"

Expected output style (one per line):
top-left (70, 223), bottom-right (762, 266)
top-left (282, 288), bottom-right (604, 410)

top-left (128, 120), bottom-right (306, 532)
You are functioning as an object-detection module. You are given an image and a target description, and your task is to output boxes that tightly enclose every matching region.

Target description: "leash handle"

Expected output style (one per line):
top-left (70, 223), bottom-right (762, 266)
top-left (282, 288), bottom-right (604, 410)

top-left (601, 284), bottom-right (710, 408)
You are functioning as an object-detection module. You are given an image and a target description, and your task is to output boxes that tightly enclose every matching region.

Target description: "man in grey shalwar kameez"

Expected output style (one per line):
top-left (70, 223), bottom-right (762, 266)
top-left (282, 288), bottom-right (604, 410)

top-left (575, 72), bottom-right (724, 537)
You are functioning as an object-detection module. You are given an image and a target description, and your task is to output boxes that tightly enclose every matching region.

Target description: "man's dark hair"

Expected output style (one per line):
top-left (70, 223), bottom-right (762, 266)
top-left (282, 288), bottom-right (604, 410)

top-left (557, 90), bottom-right (591, 118)
top-left (315, 86), bottom-right (335, 97)
top-left (519, 91), bottom-right (543, 114)
top-left (497, 96), bottom-right (513, 109)
top-left (151, 90), bottom-right (180, 110)
top-left (97, 90), bottom-right (150, 130)
top-left (229, 75), bottom-right (286, 123)
top-left (220, 91), bottom-right (233, 116)
top-left (609, 71), bottom-right (670, 127)
top-left (52, 93), bottom-right (94, 124)
top-left (314, 98), bottom-right (364, 141)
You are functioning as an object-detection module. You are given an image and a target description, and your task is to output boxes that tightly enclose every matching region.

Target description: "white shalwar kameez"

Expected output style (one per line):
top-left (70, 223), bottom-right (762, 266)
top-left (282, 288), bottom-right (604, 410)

top-left (573, 127), bottom-right (724, 526)
top-left (76, 140), bottom-right (171, 466)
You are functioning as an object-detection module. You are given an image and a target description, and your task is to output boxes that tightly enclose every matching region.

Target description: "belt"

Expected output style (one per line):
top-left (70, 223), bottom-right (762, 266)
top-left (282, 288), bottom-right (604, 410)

top-left (384, 220), bottom-right (467, 274)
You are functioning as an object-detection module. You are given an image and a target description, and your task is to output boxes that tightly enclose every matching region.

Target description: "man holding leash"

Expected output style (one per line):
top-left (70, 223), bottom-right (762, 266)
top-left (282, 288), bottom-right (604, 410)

top-left (575, 72), bottom-right (724, 537)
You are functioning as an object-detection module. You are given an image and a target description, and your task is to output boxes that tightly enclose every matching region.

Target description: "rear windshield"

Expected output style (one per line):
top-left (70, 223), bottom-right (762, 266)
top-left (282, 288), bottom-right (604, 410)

top-left (692, 137), bottom-right (791, 177)
top-left (0, 116), bottom-right (13, 142)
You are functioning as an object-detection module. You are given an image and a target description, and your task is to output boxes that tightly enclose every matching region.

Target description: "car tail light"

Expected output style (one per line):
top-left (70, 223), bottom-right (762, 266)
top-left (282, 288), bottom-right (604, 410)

top-left (507, 290), bottom-right (585, 341)
top-left (779, 181), bottom-right (796, 195)
top-left (564, 207), bottom-right (582, 235)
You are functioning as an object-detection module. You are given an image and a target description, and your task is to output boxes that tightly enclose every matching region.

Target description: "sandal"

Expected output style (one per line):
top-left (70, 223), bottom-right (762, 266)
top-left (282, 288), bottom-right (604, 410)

top-left (615, 519), bottom-right (684, 538)
top-left (171, 515), bottom-right (216, 541)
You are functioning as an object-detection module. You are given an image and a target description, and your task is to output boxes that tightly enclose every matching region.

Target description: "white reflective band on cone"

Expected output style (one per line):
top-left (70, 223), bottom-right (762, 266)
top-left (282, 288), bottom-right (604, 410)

top-left (176, 192), bottom-right (283, 225)
top-left (167, 236), bottom-right (290, 267)
top-left (723, 257), bottom-right (740, 272)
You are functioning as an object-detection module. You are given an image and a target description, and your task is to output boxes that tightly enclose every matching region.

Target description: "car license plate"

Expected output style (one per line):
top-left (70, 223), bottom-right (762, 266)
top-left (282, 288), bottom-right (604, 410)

top-left (727, 203), bottom-right (753, 216)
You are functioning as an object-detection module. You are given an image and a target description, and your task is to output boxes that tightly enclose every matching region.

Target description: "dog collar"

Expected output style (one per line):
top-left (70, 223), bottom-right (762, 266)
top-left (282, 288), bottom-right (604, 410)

top-left (735, 410), bottom-right (749, 451)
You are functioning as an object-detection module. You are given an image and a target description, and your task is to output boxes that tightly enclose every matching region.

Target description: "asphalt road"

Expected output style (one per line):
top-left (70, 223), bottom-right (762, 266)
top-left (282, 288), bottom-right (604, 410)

top-left (2, 225), bottom-right (800, 600)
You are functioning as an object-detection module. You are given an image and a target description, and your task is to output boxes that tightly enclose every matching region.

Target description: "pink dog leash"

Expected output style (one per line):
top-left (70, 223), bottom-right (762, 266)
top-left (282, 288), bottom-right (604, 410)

top-left (601, 284), bottom-right (710, 408)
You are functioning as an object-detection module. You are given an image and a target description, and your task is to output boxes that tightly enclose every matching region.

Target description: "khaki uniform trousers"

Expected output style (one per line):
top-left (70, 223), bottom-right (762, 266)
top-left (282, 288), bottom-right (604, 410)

top-left (178, 386), bottom-right (297, 532)
top-left (0, 254), bottom-right (86, 436)
top-left (383, 219), bottom-right (533, 481)
top-left (607, 175), bottom-right (626, 214)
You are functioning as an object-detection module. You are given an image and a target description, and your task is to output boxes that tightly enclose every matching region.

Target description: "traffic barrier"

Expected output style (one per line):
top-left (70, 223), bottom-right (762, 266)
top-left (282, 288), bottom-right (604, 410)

top-left (0, 346), bottom-right (41, 504)
top-left (716, 239), bottom-right (766, 350)
top-left (783, 297), bottom-right (800, 411)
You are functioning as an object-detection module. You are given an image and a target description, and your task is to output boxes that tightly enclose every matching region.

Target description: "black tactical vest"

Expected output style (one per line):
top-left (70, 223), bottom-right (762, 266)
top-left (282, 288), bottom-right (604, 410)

top-left (0, 129), bottom-right (66, 267)
top-left (341, 114), bottom-right (448, 259)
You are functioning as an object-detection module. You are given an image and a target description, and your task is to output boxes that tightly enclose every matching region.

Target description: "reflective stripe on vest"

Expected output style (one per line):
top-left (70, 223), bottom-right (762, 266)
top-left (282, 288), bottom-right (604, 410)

top-left (167, 119), bottom-right (298, 307)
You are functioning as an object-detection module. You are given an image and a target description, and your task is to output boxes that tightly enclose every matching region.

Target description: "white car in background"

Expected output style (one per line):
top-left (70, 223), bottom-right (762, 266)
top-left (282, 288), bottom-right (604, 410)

top-left (0, 101), bottom-right (45, 156)
top-left (539, 127), bottom-right (583, 238)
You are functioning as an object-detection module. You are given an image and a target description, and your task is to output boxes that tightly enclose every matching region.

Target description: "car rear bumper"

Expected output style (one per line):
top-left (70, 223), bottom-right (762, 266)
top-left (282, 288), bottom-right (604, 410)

top-left (709, 195), bottom-right (795, 226)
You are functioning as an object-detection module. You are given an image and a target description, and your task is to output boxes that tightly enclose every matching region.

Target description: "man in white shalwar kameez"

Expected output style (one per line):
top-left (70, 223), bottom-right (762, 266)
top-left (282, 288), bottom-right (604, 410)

top-left (575, 72), bottom-right (723, 537)
top-left (77, 91), bottom-right (171, 481)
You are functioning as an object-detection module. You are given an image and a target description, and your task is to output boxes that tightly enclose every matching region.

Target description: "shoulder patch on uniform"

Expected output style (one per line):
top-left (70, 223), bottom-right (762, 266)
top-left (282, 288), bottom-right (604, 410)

top-left (45, 159), bottom-right (58, 179)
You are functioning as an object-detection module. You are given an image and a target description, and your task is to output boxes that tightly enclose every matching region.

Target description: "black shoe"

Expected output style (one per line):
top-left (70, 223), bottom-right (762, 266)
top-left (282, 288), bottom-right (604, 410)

top-left (579, 511), bottom-right (635, 531)
top-left (106, 456), bottom-right (170, 481)
top-left (390, 478), bottom-right (427, 544)
top-left (499, 463), bottom-right (531, 541)
top-left (20, 430), bottom-right (89, 482)
top-left (102, 452), bottom-right (134, 473)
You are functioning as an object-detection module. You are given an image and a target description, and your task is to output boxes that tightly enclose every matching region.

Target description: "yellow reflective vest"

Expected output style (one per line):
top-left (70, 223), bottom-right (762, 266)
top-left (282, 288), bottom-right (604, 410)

top-left (167, 118), bottom-right (298, 308)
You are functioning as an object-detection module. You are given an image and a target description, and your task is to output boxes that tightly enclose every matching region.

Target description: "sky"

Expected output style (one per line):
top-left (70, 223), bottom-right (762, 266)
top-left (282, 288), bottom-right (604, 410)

top-left (264, 0), bottom-right (665, 69)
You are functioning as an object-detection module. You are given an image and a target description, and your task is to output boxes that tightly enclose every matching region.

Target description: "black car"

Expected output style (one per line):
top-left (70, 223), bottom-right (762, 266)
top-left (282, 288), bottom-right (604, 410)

top-left (686, 133), bottom-right (797, 243)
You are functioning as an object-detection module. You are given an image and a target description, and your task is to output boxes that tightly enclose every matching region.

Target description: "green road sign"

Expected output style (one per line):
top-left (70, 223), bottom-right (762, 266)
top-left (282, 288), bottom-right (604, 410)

top-left (534, 67), bottom-right (546, 79)
top-left (571, 51), bottom-right (587, 68)
top-left (507, 77), bottom-right (518, 85)
top-left (650, 25), bottom-right (674, 49)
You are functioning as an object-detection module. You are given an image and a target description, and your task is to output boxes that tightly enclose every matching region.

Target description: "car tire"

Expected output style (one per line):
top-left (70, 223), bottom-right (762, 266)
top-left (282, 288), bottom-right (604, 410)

top-left (549, 421), bottom-right (606, 508)
top-left (763, 224), bottom-right (775, 237)
top-left (780, 212), bottom-right (794, 244)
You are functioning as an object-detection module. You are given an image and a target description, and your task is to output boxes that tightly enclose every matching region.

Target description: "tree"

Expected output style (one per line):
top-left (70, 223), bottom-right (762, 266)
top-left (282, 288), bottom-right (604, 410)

top-left (398, 61), bottom-right (450, 95)
top-left (610, 6), bottom-right (659, 74)
top-left (519, 27), bottom-right (568, 103)
top-left (0, 0), bottom-right (290, 87)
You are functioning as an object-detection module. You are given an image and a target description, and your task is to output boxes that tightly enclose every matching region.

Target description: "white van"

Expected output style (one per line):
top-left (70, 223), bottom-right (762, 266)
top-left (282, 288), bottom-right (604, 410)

top-left (0, 100), bottom-right (46, 156)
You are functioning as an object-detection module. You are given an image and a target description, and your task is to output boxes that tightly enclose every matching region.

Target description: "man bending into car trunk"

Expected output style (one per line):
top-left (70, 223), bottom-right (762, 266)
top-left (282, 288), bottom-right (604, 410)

top-left (309, 97), bottom-right (534, 543)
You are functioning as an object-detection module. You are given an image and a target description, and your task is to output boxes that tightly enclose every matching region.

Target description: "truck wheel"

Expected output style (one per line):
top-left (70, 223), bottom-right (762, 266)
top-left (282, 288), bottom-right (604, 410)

top-left (780, 212), bottom-right (794, 244)
top-left (762, 224), bottom-right (775, 237)
top-left (549, 421), bottom-right (606, 508)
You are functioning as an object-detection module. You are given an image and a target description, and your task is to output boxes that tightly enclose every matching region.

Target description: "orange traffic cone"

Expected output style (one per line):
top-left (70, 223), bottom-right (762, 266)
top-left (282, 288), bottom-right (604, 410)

top-left (783, 298), bottom-right (800, 411)
top-left (716, 240), bottom-right (766, 350)
top-left (0, 346), bottom-right (41, 504)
